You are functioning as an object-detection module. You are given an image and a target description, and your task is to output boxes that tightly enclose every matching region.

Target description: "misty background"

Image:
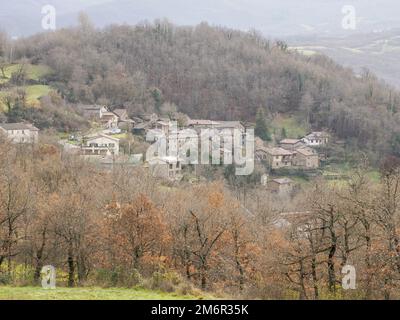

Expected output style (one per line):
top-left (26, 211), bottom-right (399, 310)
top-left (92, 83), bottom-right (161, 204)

top-left (1, 0), bottom-right (400, 86)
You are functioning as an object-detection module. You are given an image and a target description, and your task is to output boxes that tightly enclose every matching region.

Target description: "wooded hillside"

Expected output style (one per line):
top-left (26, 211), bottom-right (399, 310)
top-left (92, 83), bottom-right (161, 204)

top-left (2, 19), bottom-right (400, 158)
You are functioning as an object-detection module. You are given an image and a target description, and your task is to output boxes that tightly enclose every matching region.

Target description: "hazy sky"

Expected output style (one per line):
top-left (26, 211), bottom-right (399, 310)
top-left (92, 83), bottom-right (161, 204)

top-left (1, 0), bottom-right (400, 38)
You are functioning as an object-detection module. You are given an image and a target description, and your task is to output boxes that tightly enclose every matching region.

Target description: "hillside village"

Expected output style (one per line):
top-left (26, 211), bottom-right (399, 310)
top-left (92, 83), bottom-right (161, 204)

top-left (1, 17), bottom-right (400, 301)
top-left (0, 103), bottom-right (333, 196)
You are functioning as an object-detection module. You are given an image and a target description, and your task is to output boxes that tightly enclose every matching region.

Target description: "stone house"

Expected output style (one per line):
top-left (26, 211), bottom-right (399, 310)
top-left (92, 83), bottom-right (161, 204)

top-left (99, 111), bottom-right (119, 129)
top-left (79, 105), bottom-right (108, 119)
top-left (112, 109), bottom-right (129, 122)
top-left (256, 147), bottom-right (295, 169)
top-left (0, 123), bottom-right (39, 144)
top-left (148, 156), bottom-right (183, 181)
top-left (293, 147), bottom-right (319, 169)
top-left (112, 108), bottom-right (135, 130)
top-left (268, 178), bottom-right (294, 194)
top-left (279, 138), bottom-right (305, 151)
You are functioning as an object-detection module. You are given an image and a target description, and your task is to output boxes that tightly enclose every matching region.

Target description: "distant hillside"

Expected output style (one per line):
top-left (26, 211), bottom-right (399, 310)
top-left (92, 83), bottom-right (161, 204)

top-left (288, 28), bottom-right (400, 88)
top-left (3, 0), bottom-right (400, 38)
top-left (4, 1), bottom-right (400, 88)
top-left (5, 21), bottom-right (400, 159)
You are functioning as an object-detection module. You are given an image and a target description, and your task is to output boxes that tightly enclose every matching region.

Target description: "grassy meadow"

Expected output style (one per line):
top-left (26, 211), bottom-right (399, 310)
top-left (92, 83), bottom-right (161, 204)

top-left (0, 286), bottom-right (212, 300)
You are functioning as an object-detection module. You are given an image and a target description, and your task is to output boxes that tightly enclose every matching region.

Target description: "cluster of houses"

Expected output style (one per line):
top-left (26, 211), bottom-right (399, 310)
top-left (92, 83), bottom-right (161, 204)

top-left (79, 105), bottom-right (134, 132)
top-left (132, 113), bottom-right (247, 181)
top-left (72, 105), bottom-right (139, 158)
top-left (131, 113), bottom-right (330, 187)
top-left (132, 113), bottom-right (245, 137)
top-left (0, 105), bottom-right (331, 197)
top-left (256, 132), bottom-right (329, 170)
top-left (256, 131), bottom-right (330, 195)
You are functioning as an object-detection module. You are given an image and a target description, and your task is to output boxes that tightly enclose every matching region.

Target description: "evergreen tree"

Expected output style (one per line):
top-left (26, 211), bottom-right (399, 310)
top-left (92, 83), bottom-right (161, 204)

top-left (255, 108), bottom-right (271, 141)
top-left (281, 127), bottom-right (287, 139)
top-left (152, 88), bottom-right (163, 112)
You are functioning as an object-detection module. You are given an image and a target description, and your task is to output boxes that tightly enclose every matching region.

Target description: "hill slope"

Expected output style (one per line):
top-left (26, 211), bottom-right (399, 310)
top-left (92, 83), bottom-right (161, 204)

top-left (6, 21), bottom-right (400, 159)
top-left (289, 28), bottom-right (400, 88)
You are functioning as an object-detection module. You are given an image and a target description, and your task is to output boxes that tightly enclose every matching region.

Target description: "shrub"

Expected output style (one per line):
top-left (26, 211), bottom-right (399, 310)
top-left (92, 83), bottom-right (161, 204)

top-left (0, 273), bottom-right (12, 285)
top-left (93, 267), bottom-right (144, 288)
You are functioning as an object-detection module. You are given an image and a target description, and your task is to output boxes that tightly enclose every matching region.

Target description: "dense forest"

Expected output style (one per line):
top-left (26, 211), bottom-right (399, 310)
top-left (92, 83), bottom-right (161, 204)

top-left (1, 17), bottom-right (400, 160)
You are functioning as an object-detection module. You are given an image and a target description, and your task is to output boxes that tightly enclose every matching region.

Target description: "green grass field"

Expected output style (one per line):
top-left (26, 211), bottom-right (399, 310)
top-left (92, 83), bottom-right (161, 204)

top-left (271, 115), bottom-right (308, 139)
top-left (0, 85), bottom-right (53, 110)
top-left (322, 163), bottom-right (381, 187)
top-left (0, 63), bottom-right (54, 109)
top-left (0, 286), bottom-right (210, 300)
top-left (25, 85), bottom-right (53, 105)
top-left (1, 64), bottom-right (53, 82)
